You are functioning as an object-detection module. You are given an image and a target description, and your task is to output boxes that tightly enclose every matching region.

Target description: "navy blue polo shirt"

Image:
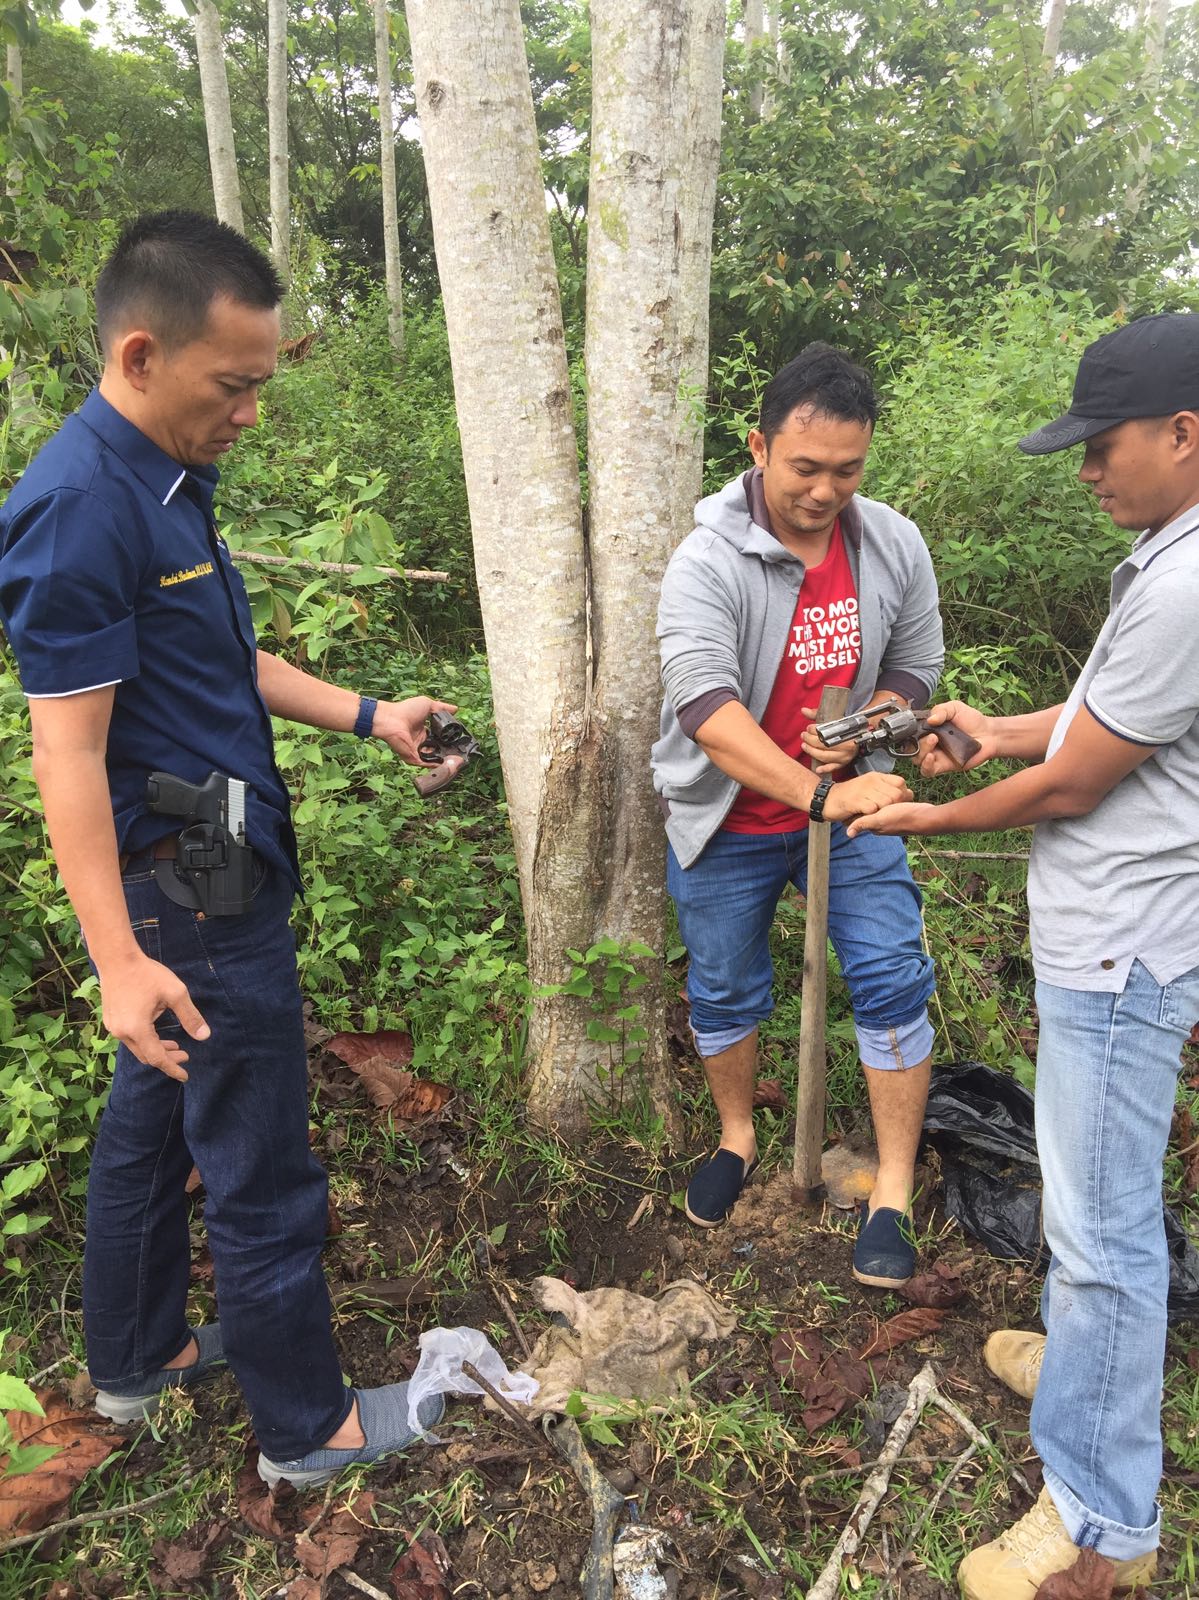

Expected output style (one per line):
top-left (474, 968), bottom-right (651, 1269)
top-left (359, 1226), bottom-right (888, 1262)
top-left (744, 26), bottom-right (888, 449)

top-left (0, 389), bottom-right (300, 888)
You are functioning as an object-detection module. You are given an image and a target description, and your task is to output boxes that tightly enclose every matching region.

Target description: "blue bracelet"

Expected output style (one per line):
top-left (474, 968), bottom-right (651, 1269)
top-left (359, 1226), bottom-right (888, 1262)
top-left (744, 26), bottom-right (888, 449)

top-left (353, 696), bottom-right (378, 739)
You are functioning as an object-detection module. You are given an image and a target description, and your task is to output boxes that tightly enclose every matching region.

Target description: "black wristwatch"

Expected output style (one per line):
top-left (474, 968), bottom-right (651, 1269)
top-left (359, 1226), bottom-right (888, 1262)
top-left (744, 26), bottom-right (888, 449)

top-left (809, 776), bottom-right (834, 823)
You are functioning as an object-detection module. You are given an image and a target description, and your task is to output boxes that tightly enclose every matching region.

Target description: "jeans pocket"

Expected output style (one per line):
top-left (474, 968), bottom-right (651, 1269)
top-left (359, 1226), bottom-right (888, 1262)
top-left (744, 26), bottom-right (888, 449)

top-left (1160, 966), bottom-right (1199, 1033)
top-left (128, 916), bottom-right (162, 964)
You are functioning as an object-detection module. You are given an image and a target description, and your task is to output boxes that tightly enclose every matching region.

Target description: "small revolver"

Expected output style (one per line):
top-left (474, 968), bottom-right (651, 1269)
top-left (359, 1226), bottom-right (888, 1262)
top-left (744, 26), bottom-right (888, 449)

top-left (413, 711), bottom-right (483, 796)
top-left (814, 700), bottom-right (982, 768)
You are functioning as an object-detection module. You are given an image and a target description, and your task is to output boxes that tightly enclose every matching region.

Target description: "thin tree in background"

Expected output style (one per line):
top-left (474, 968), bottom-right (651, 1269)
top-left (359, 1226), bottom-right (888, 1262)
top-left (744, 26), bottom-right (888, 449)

top-left (1126, 0), bottom-right (1171, 221)
top-left (1042, 0), bottom-right (1067, 64)
top-left (194, 0), bottom-right (244, 231)
top-left (743, 0), bottom-right (765, 120)
top-left (374, 0), bottom-right (404, 356)
top-left (406, 0), bottom-right (724, 1135)
top-left (267, 0), bottom-right (289, 282)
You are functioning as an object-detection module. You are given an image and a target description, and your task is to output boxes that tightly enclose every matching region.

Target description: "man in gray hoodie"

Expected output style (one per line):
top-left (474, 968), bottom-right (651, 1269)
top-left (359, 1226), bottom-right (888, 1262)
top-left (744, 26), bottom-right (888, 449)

top-left (653, 343), bottom-right (943, 1286)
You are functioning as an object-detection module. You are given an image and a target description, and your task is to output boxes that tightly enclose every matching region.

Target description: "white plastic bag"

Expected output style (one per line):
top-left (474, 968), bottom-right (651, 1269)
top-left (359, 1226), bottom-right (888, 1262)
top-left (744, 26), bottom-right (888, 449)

top-left (405, 1324), bottom-right (540, 1441)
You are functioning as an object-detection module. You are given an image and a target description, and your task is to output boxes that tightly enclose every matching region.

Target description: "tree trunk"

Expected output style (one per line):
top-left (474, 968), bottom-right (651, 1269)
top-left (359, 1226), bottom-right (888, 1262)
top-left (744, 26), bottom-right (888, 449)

top-left (1125, 0), bottom-right (1171, 222)
top-left (743, 0), bottom-right (765, 121)
top-left (408, 0), bottom-right (722, 1138)
top-left (5, 42), bottom-right (20, 197)
top-left (374, 0), bottom-right (405, 356)
top-left (194, 0), bottom-right (245, 232)
top-left (4, 42), bottom-right (34, 428)
top-left (1041, 0), bottom-right (1067, 64)
top-left (267, 0), bottom-right (290, 281)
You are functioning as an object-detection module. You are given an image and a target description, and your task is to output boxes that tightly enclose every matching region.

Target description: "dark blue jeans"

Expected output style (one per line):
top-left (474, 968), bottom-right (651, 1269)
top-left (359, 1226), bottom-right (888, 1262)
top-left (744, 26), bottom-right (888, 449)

top-left (83, 858), bottom-right (353, 1460)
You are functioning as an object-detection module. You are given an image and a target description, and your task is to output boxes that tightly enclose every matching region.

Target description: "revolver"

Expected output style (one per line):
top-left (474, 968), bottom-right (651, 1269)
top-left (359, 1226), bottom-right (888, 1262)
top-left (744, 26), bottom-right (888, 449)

top-left (413, 710), bottom-right (483, 796)
top-left (814, 700), bottom-right (982, 769)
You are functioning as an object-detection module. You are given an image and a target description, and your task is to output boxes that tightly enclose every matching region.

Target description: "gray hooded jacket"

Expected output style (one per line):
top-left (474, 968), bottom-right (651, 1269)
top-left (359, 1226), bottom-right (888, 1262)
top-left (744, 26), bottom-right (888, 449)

top-left (653, 471), bottom-right (944, 868)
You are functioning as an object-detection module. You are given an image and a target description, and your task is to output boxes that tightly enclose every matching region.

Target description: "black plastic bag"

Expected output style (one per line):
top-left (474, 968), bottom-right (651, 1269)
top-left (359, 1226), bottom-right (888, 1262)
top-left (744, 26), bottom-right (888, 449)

top-left (923, 1061), bottom-right (1199, 1322)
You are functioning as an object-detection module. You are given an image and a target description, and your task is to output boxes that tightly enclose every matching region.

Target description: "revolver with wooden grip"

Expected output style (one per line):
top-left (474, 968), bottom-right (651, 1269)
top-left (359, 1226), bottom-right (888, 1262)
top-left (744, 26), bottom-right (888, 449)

top-left (813, 700), bottom-right (982, 769)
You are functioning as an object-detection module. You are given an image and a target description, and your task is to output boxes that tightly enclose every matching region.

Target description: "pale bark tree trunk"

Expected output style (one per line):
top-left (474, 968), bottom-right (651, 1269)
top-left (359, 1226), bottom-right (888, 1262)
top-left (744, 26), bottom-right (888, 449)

top-left (267, 0), bottom-right (289, 282)
top-left (1042, 0), bottom-right (1067, 64)
top-left (5, 42), bottom-right (20, 197)
top-left (374, 0), bottom-right (405, 356)
top-left (743, 0), bottom-right (765, 121)
top-left (194, 0), bottom-right (244, 232)
top-left (408, 0), bottom-right (723, 1136)
top-left (5, 42), bottom-right (34, 427)
top-left (1126, 0), bottom-right (1171, 222)
top-left (582, 0), bottom-right (725, 1136)
top-left (764, 0), bottom-right (787, 112)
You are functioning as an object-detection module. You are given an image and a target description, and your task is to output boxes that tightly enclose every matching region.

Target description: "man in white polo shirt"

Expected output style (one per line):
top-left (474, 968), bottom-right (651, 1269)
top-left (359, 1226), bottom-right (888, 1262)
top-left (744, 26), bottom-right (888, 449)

top-left (850, 312), bottom-right (1199, 1597)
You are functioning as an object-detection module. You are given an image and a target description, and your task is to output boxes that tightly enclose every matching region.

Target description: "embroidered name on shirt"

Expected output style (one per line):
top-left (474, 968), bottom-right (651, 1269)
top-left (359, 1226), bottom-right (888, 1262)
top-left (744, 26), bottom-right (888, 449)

top-left (159, 562), bottom-right (215, 588)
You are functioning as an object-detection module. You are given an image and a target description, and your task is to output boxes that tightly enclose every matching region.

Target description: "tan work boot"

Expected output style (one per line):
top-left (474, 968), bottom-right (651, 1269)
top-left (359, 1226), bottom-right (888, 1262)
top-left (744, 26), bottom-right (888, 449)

top-left (984, 1329), bottom-right (1046, 1401)
top-left (958, 1488), bottom-right (1156, 1599)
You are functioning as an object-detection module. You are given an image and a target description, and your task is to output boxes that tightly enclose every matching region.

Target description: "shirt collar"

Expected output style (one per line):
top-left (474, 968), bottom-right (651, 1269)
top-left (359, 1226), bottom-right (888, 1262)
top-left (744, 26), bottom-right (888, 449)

top-left (77, 390), bottom-right (219, 511)
top-left (1123, 503), bottom-right (1199, 572)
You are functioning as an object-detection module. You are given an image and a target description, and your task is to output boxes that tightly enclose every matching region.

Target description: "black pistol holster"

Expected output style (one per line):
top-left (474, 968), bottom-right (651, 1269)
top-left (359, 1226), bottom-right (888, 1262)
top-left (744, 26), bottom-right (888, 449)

top-left (145, 770), bottom-right (261, 917)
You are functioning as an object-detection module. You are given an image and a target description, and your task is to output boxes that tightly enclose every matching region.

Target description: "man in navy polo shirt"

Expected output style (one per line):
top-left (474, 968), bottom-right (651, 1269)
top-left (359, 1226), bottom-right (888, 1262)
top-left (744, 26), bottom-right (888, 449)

top-left (0, 212), bottom-right (449, 1487)
top-left (853, 313), bottom-right (1199, 1596)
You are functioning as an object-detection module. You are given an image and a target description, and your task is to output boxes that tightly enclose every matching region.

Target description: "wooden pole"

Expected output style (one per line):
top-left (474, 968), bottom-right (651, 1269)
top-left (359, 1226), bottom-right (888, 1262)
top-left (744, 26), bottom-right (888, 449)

top-left (230, 551), bottom-right (450, 583)
top-left (792, 683), bottom-right (849, 1199)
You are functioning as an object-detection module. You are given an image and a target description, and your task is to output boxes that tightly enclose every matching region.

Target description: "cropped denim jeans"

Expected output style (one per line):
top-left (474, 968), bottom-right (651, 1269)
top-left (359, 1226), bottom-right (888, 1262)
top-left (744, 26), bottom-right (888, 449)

top-left (1031, 958), bottom-right (1199, 1559)
top-left (666, 824), bottom-right (935, 1069)
top-left (83, 858), bottom-right (353, 1461)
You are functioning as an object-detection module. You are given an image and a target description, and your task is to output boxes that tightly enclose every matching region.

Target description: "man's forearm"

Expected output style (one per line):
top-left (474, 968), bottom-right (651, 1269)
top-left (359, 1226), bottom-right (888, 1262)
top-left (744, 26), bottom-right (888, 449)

top-left (915, 758), bottom-right (1097, 835)
top-left (256, 650), bottom-right (362, 731)
top-left (988, 705), bottom-right (1065, 762)
top-left (32, 749), bottom-right (140, 970)
top-left (695, 701), bottom-right (819, 811)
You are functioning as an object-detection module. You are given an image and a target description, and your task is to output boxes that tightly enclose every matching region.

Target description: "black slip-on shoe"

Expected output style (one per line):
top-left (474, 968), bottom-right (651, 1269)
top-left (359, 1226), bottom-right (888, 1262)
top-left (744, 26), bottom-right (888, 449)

top-left (684, 1148), bottom-right (758, 1228)
top-left (852, 1203), bottom-right (916, 1288)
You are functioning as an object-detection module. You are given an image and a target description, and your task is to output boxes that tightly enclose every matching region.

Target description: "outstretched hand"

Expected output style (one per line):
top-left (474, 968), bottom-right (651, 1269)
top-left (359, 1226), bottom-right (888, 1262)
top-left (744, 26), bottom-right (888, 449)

top-left (371, 696), bottom-right (459, 766)
top-left (847, 802), bottom-right (942, 839)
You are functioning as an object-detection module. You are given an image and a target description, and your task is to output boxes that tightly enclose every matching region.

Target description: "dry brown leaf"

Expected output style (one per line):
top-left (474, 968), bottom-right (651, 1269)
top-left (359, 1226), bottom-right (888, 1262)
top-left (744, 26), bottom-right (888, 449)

top-left (901, 1261), bottom-right (967, 1309)
top-left (857, 1307), bottom-right (945, 1360)
top-left (769, 1329), bottom-right (870, 1432)
top-left (184, 1166), bottom-right (203, 1194)
top-left (753, 1079), bottom-right (786, 1111)
top-left (285, 1580), bottom-right (322, 1600)
top-left (391, 1529), bottom-right (454, 1599)
top-left (237, 1460), bottom-right (297, 1540)
top-left (0, 1390), bottom-right (121, 1534)
top-left (41, 1584), bottom-right (80, 1600)
top-left (295, 1529), bottom-right (362, 1578)
top-left (151, 1519), bottom-right (226, 1585)
top-left (1033, 1548), bottom-right (1117, 1599)
top-left (328, 1030), bottom-right (415, 1068)
top-left (344, 1056), bottom-right (452, 1122)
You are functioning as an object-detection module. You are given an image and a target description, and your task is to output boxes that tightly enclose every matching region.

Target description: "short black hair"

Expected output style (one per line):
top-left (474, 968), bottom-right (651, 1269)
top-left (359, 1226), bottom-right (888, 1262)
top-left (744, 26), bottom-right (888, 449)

top-left (759, 342), bottom-right (877, 445)
top-left (94, 210), bottom-right (283, 355)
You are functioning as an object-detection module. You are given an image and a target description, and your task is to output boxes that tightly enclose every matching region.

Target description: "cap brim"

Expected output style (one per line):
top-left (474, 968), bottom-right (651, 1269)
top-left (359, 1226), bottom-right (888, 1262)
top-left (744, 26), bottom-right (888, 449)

top-left (1017, 412), bottom-right (1125, 455)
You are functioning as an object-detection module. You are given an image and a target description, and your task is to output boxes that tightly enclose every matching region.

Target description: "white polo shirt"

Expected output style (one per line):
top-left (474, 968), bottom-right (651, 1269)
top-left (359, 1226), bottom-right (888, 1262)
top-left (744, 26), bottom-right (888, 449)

top-left (1028, 505), bottom-right (1199, 991)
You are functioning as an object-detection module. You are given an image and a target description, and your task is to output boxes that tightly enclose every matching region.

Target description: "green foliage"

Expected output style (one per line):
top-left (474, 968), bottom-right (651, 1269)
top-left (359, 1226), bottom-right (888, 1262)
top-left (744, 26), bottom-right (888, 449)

top-left (540, 937), bottom-right (656, 1105)
top-left (714, 0), bottom-right (1199, 374)
top-left (0, 1345), bottom-right (57, 1479)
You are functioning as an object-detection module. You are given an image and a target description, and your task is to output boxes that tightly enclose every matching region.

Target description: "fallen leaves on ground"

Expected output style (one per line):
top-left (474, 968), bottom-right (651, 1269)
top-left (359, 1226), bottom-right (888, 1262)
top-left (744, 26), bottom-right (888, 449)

top-left (149, 1519), bottom-right (227, 1591)
top-left (391, 1529), bottom-right (454, 1599)
top-left (769, 1329), bottom-right (871, 1432)
top-left (901, 1260), bottom-right (968, 1309)
top-left (236, 1458), bottom-right (298, 1540)
top-left (328, 1031), bottom-right (452, 1122)
top-left (856, 1308), bottom-right (945, 1360)
top-left (0, 1390), bottom-right (121, 1535)
top-left (1033, 1548), bottom-right (1116, 1598)
top-left (752, 1079), bottom-right (786, 1111)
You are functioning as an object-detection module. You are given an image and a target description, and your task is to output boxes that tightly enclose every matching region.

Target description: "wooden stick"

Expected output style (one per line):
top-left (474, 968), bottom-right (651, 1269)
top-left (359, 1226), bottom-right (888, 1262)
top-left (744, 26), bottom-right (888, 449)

top-left (925, 1387), bottom-right (1034, 1497)
top-left (792, 683), bottom-right (849, 1198)
top-left (922, 849), bottom-right (1030, 862)
top-left (0, 1471), bottom-right (196, 1551)
top-left (230, 551), bottom-right (450, 583)
top-left (461, 1359), bottom-right (542, 1442)
top-left (894, 1440), bottom-right (978, 1568)
top-left (338, 1570), bottom-right (391, 1600)
top-left (487, 1278), bottom-right (533, 1359)
top-left (805, 1362), bottom-right (938, 1600)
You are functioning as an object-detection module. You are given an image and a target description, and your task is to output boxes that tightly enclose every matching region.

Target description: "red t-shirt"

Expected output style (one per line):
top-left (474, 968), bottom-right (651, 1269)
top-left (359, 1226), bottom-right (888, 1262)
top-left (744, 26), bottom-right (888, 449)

top-left (723, 518), bottom-right (861, 834)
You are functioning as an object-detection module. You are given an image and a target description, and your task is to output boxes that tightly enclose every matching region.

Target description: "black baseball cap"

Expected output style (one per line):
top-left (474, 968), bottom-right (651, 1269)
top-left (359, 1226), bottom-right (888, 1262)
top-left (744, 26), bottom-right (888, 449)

top-left (1018, 312), bottom-right (1199, 455)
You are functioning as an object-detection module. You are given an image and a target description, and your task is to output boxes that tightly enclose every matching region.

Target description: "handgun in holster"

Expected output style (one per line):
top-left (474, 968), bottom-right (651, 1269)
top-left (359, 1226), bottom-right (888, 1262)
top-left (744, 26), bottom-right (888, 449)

top-left (145, 770), bottom-right (261, 916)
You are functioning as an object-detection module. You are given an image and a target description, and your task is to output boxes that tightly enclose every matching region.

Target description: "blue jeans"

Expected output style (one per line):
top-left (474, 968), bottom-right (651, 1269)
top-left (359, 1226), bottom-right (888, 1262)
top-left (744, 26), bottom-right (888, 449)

top-left (1031, 958), bottom-right (1199, 1559)
top-left (83, 859), bottom-right (353, 1461)
top-left (666, 825), bottom-right (935, 1070)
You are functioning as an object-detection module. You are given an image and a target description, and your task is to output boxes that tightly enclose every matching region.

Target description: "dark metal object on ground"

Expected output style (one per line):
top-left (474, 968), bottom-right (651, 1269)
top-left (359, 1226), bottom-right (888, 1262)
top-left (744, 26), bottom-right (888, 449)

top-left (542, 1413), bottom-right (626, 1600)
